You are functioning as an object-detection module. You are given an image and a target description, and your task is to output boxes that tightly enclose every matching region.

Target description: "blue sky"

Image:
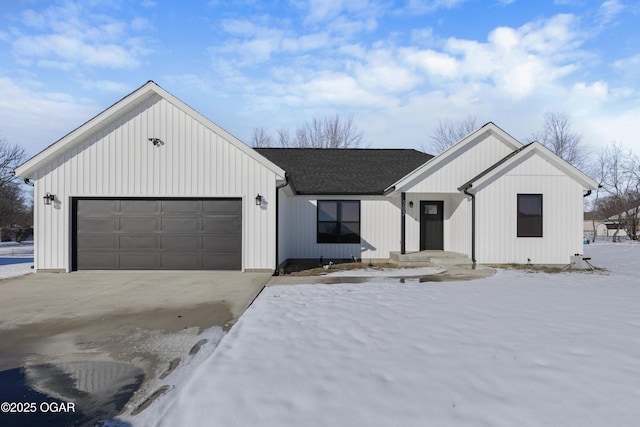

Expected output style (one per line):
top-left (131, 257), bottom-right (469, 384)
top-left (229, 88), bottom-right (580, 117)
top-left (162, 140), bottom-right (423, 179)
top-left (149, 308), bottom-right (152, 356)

top-left (1, 0), bottom-right (639, 159)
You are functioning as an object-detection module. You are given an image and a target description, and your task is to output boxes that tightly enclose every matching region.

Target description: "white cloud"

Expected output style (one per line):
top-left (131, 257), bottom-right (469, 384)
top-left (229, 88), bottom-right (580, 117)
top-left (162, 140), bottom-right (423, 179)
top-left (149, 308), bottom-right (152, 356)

top-left (404, 0), bottom-right (466, 14)
top-left (612, 53), bottom-right (640, 88)
top-left (300, 71), bottom-right (393, 107)
top-left (597, 0), bottom-right (625, 26)
top-left (8, 1), bottom-right (152, 70)
top-left (572, 80), bottom-right (609, 99)
top-left (0, 76), bottom-right (99, 155)
top-left (281, 33), bottom-right (332, 53)
top-left (80, 79), bottom-right (131, 93)
top-left (353, 50), bottom-right (421, 93)
top-left (401, 48), bottom-right (459, 77)
top-left (305, 0), bottom-right (376, 24)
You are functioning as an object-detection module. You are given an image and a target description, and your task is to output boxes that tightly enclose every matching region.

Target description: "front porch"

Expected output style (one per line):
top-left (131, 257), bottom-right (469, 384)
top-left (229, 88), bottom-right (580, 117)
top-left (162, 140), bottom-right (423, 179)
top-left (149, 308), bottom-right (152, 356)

top-left (396, 192), bottom-right (472, 257)
top-left (389, 250), bottom-right (473, 267)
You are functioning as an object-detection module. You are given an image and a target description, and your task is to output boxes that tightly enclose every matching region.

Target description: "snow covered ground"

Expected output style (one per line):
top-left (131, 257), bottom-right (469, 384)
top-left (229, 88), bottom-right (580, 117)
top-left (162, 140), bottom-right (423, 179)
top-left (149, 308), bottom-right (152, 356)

top-left (0, 240), bottom-right (34, 279)
top-left (128, 240), bottom-right (640, 427)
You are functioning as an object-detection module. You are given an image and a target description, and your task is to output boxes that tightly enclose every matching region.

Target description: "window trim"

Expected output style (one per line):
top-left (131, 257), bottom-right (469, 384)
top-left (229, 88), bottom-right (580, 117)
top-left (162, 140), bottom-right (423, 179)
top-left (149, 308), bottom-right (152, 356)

top-left (317, 200), bottom-right (361, 244)
top-left (517, 194), bottom-right (543, 238)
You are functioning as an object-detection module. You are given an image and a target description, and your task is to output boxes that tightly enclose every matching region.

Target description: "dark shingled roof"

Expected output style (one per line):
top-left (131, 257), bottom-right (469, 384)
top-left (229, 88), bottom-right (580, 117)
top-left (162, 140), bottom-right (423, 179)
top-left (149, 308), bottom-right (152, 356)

top-left (256, 148), bottom-right (434, 195)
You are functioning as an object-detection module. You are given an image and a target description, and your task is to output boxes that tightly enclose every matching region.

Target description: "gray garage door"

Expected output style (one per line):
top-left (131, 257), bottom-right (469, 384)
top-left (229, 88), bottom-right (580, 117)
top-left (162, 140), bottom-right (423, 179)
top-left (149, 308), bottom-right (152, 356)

top-left (74, 198), bottom-right (242, 270)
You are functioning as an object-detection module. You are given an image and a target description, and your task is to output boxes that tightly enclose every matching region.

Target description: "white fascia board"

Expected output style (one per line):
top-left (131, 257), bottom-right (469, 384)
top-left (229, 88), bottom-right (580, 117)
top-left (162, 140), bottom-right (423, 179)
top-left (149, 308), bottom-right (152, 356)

top-left (384, 122), bottom-right (522, 195)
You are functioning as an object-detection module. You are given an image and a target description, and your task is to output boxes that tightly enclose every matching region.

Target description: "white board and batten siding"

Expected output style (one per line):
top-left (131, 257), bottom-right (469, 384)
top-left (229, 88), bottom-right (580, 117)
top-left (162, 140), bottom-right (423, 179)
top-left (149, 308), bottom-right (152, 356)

top-left (402, 131), bottom-right (516, 194)
top-left (31, 93), bottom-right (279, 272)
top-left (277, 194), bottom-right (401, 264)
top-left (474, 153), bottom-right (585, 265)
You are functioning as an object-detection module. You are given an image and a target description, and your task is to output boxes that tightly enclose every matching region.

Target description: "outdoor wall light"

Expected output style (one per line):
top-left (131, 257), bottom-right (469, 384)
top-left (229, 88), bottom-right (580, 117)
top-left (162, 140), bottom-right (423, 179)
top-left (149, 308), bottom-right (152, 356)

top-left (43, 193), bottom-right (55, 205)
top-left (148, 137), bottom-right (163, 146)
top-left (255, 194), bottom-right (263, 206)
top-left (409, 201), bottom-right (414, 208)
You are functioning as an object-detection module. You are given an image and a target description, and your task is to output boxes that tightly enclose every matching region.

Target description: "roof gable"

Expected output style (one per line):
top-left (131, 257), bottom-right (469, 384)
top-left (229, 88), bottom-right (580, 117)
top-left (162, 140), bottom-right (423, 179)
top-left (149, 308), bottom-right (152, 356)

top-left (15, 81), bottom-right (285, 179)
top-left (386, 122), bottom-right (522, 194)
top-left (461, 142), bottom-right (599, 191)
top-left (256, 148), bottom-right (433, 195)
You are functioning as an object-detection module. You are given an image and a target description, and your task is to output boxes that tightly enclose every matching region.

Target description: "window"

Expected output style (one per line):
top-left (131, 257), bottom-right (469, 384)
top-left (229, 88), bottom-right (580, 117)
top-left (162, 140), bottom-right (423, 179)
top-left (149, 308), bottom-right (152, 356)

top-left (517, 194), bottom-right (543, 237)
top-left (317, 201), bottom-right (360, 243)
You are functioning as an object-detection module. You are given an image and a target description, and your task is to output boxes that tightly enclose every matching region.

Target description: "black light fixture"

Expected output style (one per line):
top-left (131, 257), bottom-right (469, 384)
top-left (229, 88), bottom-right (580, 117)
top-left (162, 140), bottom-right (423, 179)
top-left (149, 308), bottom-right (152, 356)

top-left (409, 201), bottom-right (414, 208)
top-left (43, 193), bottom-right (55, 205)
top-left (148, 137), bottom-right (162, 146)
top-left (255, 194), bottom-right (263, 206)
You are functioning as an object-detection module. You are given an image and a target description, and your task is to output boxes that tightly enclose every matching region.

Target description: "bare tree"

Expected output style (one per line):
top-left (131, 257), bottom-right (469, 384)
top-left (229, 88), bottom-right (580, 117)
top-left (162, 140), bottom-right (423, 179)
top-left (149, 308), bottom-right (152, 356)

top-left (528, 112), bottom-right (590, 170)
top-left (0, 136), bottom-right (31, 241)
top-left (250, 128), bottom-right (274, 148)
top-left (1, 137), bottom-right (26, 187)
top-left (596, 142), bottom-right (640, 241)
top-left (427, 116), bottom-right (478, 154)
top-left (277, 126), bottom-right (295, 147)
top-left (252, 115), bottom-right (365, 149)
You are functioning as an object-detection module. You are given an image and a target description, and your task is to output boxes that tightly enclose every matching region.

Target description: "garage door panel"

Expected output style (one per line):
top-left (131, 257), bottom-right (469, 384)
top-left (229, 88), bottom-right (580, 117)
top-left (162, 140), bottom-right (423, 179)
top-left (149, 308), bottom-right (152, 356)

top-left (120, 217), bottom-right (157, 232)
top-left (77, 199), bottom-right (118, 214)
top-left (162, 235), bottom-right (200, 251)
top-left (119, 253), bottom-right (159, 269)
top-left (203, 235), bottom-right (241, 251)
top-left (77, 253), bottom-right (117, 269)
top-left (120, 235), bottom-right (157, 250)
top-left (77, 217), bottom-right (116, 233)
top-left (203, 253), bottom-right (241, 270)
top-left (203, 199), bottom-right (242, 214)
top-left (162, 200), bottom-right (199, 213)
top-left (75, 198), bottom-right (241, 270)
top-left (120, 200), bottom-right (158, 213)
top-left (77, 234), bottom-right (117, 249)
top-left (203, 216), bottom-right (241, 233)
top-left (162, 217), bottom-right (200, 232)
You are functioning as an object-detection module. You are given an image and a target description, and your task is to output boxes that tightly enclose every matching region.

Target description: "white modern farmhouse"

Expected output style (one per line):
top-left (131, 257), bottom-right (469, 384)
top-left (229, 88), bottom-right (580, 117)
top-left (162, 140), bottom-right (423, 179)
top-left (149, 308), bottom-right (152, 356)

top-left (14, 81), bottom-right (598, 272)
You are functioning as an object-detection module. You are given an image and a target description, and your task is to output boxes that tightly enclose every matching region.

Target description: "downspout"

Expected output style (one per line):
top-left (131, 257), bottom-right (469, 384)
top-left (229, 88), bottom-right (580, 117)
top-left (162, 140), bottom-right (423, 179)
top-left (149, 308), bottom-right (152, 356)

top-left (23, 178), bottom-right (35, 186)
top-left (401, 192), bottom-right (406, 254)
top-left (274, 174), bottom-right (289, 275)
top-left (460, 184), bottom-right (477, 264)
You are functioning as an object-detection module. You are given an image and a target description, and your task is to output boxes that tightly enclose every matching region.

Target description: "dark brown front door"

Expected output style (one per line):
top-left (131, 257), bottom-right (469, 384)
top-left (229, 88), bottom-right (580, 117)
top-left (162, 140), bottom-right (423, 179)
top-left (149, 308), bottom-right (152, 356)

top-left (420, 201), bottom-right (444, 250)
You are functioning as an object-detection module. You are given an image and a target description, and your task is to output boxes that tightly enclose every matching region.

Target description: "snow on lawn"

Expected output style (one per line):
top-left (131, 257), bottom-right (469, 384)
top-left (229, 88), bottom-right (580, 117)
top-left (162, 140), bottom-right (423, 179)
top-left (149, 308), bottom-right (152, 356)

top-left (131, 241), bottom-right (640, 427)
top-left (0, 240), bottom-right (34, 279)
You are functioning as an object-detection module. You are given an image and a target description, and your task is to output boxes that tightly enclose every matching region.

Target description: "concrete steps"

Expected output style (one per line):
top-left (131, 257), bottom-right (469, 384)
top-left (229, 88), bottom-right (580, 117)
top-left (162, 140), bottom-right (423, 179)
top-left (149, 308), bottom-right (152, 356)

top-left (389, 251), bottom-right (473, 267)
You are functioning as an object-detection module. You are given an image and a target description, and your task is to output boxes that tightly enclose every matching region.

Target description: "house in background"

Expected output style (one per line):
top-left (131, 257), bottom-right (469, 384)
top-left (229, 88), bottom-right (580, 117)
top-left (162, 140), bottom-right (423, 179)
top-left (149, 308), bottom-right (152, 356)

top-left (585, 208), bottom-right (640, 240)
top-left (14, 81), bottom-right (599, 272)
top-left (583, 212), bottom-right (608, 240)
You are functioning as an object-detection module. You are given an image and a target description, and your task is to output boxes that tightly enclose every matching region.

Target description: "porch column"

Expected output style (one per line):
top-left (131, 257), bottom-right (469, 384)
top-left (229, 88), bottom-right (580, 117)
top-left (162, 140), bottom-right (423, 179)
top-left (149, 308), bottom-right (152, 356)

top-left (401, 192), bottom-right (406, 254)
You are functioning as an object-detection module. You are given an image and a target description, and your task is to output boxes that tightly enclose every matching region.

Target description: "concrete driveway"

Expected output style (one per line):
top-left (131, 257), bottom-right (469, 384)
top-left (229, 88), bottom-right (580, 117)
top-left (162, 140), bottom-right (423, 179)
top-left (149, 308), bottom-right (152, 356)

top-left (0, 270), bottom-right (269, 423)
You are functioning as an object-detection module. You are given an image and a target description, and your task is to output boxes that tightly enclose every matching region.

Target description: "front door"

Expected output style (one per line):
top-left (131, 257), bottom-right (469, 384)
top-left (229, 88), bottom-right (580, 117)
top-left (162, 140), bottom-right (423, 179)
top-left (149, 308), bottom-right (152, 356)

top-left (420, 201), bottom-right (444, 250)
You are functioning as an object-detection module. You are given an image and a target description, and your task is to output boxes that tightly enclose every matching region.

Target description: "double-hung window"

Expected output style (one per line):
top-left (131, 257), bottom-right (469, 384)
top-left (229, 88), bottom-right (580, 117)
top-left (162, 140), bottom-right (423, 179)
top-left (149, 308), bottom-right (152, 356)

top-left (517, 194), bottom-right (543, 237)
top-left (317, 201), bottom-right (361, 243)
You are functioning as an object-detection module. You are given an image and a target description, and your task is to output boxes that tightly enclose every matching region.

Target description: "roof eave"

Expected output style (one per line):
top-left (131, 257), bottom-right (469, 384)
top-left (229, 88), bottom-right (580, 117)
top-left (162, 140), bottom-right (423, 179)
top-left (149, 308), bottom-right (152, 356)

top-left (296, 191), bottom-right (384, 196)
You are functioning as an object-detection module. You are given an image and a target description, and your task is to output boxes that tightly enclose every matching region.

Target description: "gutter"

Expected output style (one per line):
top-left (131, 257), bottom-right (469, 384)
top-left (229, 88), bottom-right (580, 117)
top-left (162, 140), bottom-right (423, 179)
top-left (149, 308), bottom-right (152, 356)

top-left (401, 192), bottom-right (406, 254)
top-left (459, 183), bottom-right (477, 264)
top-left (274, 174), bottom-right (289, 275)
